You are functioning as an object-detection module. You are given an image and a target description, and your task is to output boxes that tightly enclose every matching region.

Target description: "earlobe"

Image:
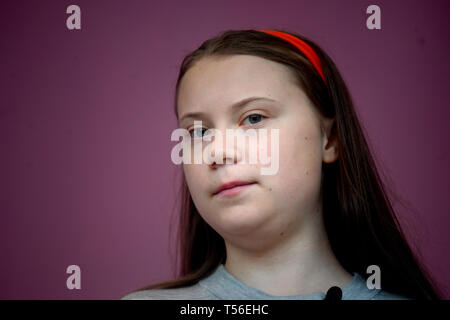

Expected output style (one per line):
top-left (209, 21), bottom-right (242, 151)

top-left (323, 143), bottom-right (339, 163)
top-left (322, 119), bottom-right (339, 164)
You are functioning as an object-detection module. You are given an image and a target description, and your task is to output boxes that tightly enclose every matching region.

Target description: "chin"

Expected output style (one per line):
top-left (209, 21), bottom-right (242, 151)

top-left (214, 209), bottom-right (267, 234)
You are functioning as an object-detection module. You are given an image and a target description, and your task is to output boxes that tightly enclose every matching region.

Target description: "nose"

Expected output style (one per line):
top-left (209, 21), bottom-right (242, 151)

top-left (207, 128), bottom-right (243, 168)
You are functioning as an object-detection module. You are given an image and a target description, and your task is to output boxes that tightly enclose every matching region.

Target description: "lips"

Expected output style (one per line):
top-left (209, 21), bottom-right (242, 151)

top-left (213, 180), bottom-right (257, 196)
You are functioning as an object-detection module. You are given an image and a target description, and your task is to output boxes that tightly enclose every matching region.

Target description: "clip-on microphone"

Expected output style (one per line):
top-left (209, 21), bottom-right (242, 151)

top-left (324, 286), bottom-right (342, 301)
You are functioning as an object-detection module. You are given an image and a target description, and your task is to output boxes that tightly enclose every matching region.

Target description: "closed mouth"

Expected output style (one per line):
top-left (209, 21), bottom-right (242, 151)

top-left (213, 181), bottom-right (257, 196)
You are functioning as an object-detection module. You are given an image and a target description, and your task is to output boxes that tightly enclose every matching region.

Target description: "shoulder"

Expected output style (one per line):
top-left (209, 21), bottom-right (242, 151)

top-left (370, 289), bottom-right (414, 300)
top-left (120, 283), bottom-right (218, 300)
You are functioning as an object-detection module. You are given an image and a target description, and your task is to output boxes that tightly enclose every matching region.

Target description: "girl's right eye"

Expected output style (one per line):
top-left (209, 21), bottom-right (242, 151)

top-left (188, 127), bottom-right (209, 139)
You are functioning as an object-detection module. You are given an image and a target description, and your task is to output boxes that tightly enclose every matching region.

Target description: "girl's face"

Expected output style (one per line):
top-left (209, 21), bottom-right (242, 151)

top-left (177, 55), bottom-right (337, 250)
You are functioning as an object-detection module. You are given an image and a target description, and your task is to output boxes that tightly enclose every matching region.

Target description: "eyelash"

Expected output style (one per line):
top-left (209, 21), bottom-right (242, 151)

top-left (187, 113), bottom-right (267, 138)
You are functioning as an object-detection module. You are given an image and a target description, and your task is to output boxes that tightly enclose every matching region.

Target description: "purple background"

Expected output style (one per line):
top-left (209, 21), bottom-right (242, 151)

top-left (1, 0), bottom-right (449, 299)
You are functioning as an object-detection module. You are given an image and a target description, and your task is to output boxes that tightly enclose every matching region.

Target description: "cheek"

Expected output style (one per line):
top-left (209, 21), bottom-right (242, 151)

top-left (183, 163), bottom-right (206, 201)
top-left (182, 163), bottom-right (223, 231)
top-left (274, 126), bottom-right (323, 201)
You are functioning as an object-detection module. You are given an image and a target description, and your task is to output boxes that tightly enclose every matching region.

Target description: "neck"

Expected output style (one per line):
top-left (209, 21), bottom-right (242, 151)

top-left (223, 210), bottom-right (353, 296)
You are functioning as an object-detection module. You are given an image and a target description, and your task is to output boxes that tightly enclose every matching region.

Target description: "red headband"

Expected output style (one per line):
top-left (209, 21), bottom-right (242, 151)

top-left (258, 30), bottom-right (327, 87)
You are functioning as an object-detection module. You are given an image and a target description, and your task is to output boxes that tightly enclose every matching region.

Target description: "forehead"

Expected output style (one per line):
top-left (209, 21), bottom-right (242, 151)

top-left (177, 55), bottom-right (300, 116)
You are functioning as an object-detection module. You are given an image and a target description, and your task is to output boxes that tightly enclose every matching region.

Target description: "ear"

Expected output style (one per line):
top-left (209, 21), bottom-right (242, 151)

top-left (322, 118), bottom-right (339, 164)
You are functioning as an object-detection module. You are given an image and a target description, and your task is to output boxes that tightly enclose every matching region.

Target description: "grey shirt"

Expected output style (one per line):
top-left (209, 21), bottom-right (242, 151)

top-left (121, 264), bottom-right (412, 300)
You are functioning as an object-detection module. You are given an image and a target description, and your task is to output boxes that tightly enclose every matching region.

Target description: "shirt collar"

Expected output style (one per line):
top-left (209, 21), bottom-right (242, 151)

top-left (198, 264), bottom-right (381, 300)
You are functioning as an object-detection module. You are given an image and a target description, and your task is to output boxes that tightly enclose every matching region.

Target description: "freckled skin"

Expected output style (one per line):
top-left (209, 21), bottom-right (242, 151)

top-left (177, 54), bottom-right (337, 252)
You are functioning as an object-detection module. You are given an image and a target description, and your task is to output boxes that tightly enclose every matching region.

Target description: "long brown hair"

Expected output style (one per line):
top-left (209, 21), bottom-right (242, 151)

top-left (130, 29), bottom-right (442, 299)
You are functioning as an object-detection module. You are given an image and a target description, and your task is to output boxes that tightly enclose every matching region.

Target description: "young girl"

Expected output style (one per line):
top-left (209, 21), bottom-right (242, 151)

top-left (122, 29), bottom-right (442, 300)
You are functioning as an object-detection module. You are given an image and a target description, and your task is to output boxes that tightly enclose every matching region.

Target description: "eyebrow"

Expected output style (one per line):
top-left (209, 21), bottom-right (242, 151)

top-left (178, 96), bottom-right (276, 125)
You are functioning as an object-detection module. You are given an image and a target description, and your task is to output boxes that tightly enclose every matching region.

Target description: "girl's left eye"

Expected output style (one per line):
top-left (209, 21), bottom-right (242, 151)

top-left (242, 114), bottom-right (266, 126)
